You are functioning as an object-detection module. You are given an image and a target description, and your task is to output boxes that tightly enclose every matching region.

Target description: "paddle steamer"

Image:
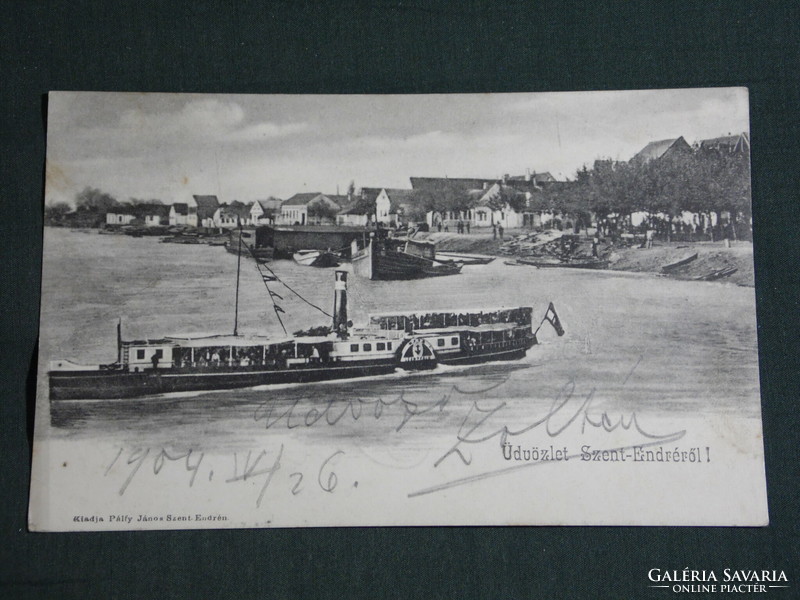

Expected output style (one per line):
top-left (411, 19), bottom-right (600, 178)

top-left (49, 271), bottom-right (563, 400)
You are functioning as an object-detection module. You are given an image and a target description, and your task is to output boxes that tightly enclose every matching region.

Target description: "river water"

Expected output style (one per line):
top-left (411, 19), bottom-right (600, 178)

top-left (32, 227), bottom-right (766, 527)
top-left (39, 227), bottom-right (761, 445)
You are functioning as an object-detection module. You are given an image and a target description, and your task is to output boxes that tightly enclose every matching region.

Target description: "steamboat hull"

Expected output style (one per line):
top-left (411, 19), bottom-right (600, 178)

top-left (49, 358), bottom-right (398, 401)
top-left (50, 336), bottom-right (536, 400)
top-left (439, 343), bottom-right (532, 365)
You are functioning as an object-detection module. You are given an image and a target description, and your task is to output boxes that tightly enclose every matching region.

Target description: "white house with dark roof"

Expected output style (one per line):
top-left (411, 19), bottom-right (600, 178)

top-left (374, 188), bottom-right (415, 225)
top-left (194, 195), bottom-right (220, 228)
top-left (280, 193), bottom-right (342, 225)
top-left (411, 176), bottom-right (529, 229)
top-left (168, 194), bottom-right (220, 228)
top-left (249, 199), bottom-right (282, 225)
top-left (336, 203), bottom-right (371, 226)
top-left (105, 207), bottom-right (136, 226)
top-left (143, 204), bottom-right (170, 226)
top-left (212, 202), bottom-right (252, 229)
top-left (169, 202), bottom-right (191, 226)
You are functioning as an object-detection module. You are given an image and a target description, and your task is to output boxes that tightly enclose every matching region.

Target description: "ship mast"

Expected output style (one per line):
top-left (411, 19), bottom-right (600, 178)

top-left (233, 222), bottom-right (242, 336)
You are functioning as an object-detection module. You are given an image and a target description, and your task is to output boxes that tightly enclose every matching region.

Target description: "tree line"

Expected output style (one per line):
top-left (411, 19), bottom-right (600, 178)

top-left (44, 187), bottom-right (165, 226)
top-left (405, 148), bottom-right (751, 239)
top-left (534, 149), bottom-right (751, 239)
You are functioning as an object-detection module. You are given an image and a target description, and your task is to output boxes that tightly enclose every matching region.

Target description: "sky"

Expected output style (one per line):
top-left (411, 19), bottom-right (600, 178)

top-left (44, 88), bottom-right (750, 206)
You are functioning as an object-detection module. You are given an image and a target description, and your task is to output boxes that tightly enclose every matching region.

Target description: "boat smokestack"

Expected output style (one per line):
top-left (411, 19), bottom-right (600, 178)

top-left (333, 270), bottom-right (348, 338)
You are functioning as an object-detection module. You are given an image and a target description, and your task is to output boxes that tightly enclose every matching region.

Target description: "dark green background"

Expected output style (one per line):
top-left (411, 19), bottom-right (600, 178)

top-left (2, 1), bottom-right (798, 598)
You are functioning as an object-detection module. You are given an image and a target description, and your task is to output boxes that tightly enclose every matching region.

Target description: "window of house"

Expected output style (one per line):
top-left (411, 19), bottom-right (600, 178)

top-left (350, 344), bottom-right (359, 352)
top-left (387, 342), bottom-right (392, 350)
top-left (136, 349), bottom-right (145, 359)
top-left (154, 349), bottom-right (163, 359)
top-left (376, 343), bottom-right (385, 351)
top-left (451, 337), bottom-right (459, 345)
top-left (363, 343), bottom-right (372, 351)
top-left (437, 339), bottom-right (445, 347)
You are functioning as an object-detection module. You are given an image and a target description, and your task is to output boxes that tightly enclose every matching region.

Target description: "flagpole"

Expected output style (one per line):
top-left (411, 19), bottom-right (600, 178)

top-left (234, 221), bottom-right (242, 336)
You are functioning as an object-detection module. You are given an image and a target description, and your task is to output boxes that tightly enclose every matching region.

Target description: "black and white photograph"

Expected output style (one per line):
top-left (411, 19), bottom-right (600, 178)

top-left (27, 89), bottom-right (767, 530)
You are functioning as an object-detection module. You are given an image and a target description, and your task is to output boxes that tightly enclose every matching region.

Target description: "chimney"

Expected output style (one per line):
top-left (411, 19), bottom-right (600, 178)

top-left (332, 270), bottom-right (349, 338)
top-left (525, 168), bottom-right (531, 182)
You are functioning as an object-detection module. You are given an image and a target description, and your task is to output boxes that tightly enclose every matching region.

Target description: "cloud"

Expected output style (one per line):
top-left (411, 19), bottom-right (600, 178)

top-left (225, 121), bottom-right (309, 142)
top-left (56, 98), bottom-right (310, 158)
top-left (118, 98), bottom-right (245, 138)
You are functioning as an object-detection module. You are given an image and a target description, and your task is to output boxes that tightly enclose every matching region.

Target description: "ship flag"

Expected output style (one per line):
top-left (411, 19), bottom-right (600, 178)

top-left (544, 302), bottom-right (565, 336)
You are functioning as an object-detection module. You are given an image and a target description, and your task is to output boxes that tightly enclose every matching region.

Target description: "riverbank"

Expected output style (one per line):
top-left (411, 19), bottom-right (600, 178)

top-left (605, 241), bottom-right (754, 286)
top-left (421, 229), bottom-right (755, 287)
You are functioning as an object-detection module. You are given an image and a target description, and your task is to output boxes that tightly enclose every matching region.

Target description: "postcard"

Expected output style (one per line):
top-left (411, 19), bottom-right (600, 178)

top-left (29, 89), bottom-right (766, 530)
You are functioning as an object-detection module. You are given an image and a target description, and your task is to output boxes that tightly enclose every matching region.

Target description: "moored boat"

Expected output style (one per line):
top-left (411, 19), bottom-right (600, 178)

top-left (515, 256), bottom-right (609, 270)
top-left (351, 237), bottom-right (462, 280)
top-left (293, 249), bottom-right (341, 268)
top-left (435, 251), bottom-right (496, 265)
top-left (661, 252), bottom-right (698, 273)
top-left (48, 271), bottom-right (564, 400)
top-left (694, 266), bottom-right (738, 281)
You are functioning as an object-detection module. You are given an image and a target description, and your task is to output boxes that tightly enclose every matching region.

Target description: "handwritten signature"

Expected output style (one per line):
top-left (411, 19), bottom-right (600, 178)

top-left (104, 358), bottom-right (689, 503)
top-left (409, 375), bottom-right (686, 498)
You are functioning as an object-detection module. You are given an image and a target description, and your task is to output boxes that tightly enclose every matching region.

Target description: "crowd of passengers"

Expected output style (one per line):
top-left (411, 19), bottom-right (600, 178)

top-left (171, 342), bottom-right (334, 369)
top-left (172, 345), bottom-right (286, 368)
top-left (371, 308), bottom-right (533, 331)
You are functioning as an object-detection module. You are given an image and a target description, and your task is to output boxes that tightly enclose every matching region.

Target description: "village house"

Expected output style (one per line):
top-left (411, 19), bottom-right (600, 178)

top-left (410, 177), bottom-right (494, 230)
top-left (630, 136), bottom-right (692, 163)
top-left (474, 182), bottom-right (526, 229)
top-left (366, 187), bottom-right (415, 226)
top-left (105, 207), bottom-right (136, 226)
top-left (280, 193), bottom-right (342, 226)
top-left (212, 202), bottom-right (252, 229)
top-left (194, 195), bottom-right (220, 228)
top-left (169, 194), bottom-right (220, 228)
top-left (411, 175), bottom-right (548, 230)
top-left (169, 202), bottom-right (191, 227)
top-left (698, 132), bottom-right (750, 154)
top-left (249, 199), bottom-right (283, 226)
top-left (626, 135), bottom-right (737, 233)
top-left (336, 203), bottom-right (371, 226)
top-left (143, 204), bottom-right (170, 226)
top-left (335, 187), bottom-right (415, 227)
top-left (522, 180), bottom-right (574, 229)
top-left (379, 188), bottom-right (416, 226)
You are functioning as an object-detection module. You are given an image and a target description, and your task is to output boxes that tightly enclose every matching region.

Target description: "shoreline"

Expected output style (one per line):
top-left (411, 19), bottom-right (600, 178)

top-left (50, 226), bottom-right (756, 287)
top-left (421, 229), bottom-right (755, 287)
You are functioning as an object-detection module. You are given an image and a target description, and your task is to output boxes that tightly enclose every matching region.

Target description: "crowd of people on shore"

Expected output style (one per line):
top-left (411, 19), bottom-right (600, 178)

top-left (434, 218), bottom-right (506, 239)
